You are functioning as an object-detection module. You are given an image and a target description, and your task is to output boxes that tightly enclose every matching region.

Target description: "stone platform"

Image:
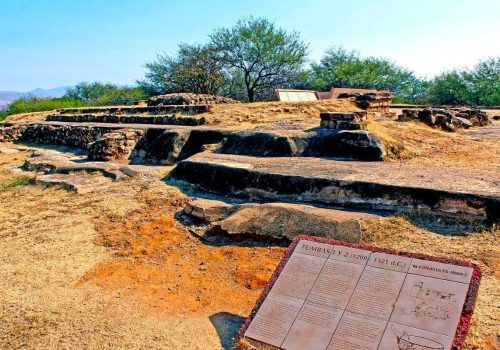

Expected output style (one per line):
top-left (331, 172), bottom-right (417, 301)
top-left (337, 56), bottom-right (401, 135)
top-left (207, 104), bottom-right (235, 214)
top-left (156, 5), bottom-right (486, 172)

top-left (0, 121), bottom-right (229, 164)
top-left (169, 152), bottom-right (500, 221)
top-left (1, 121), bottom-right (386, 162)
top-left (218, 129), bottom-right (385, 161)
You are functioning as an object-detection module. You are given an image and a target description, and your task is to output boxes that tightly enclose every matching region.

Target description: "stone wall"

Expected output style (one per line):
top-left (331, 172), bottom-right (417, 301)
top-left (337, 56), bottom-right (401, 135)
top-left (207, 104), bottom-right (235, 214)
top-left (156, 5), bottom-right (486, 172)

top-left (88, 130), bottom-right (144, 161)
top-left (319, 112), bottom-right (367, 130)
top-left (56, 104), bottom-right (210, 115)
top-left (0, 122), bottom-right (228, 164)
top-left (338, 92), bottom-right (394, 112)
top-left (20, 124), bottom-right (118, 149)
top-left (1, 123), bottom-right (113, 147)
top-left (0, 124), bottom-right (27, 142)
top-left (218, 129), bottom-right (386, 161)
top-left (46, 114), bottom-right (206, 126)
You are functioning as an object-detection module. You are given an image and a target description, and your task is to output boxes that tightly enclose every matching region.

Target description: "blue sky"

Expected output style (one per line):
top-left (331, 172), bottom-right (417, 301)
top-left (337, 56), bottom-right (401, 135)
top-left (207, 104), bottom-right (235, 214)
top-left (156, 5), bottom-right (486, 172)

top-left (1, 0), bottom-right (499, 91)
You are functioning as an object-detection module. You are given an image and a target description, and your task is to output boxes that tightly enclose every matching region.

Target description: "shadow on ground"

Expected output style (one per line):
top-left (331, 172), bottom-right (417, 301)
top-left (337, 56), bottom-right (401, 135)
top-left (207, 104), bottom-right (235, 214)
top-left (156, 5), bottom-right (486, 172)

top-left (13, 141), bottom-right (88, 155)
top-left (404, 214), bottom-right (490, 235)
top-left (209, 312), bottom-right (246, 350)
top-left (175, 208), bottom-right (290, 248)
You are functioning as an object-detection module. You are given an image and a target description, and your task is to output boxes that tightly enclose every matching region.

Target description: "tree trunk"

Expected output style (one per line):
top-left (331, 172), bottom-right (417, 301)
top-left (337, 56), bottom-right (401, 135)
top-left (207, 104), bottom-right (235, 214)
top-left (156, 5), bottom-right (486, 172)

top-left (244, 71), bottom-right (254, 102)
top-left (248, 89), bottom-right (255, 102)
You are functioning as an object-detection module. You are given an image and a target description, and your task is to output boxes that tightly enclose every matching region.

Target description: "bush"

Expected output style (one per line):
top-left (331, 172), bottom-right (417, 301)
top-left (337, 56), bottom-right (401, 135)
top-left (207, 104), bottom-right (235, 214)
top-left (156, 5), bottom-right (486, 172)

top-left (91, 87), bottom-right (149, 106)
top-left (0, 95), bottom-right (86, 121)
top-left (65, 82), bottom-right (149, 105)
top-left (0, 177), bottom-right (35, 192)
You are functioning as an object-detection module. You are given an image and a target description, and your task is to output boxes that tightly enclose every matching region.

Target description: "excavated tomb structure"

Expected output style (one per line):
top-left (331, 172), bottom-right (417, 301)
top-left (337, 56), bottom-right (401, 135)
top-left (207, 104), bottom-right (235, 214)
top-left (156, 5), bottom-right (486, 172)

top-left (1, 97), bottom-right (498, 222)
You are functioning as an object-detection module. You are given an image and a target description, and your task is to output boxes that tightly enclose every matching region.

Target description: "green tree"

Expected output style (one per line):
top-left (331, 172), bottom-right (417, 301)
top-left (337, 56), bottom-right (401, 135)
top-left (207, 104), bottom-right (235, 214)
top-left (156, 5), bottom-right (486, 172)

top-left (465, 57), bottom-right (500, 106)
top-left (92, 87), bottom-right (149, 106)
top-left (210, 17), bottom-right (308, 102)
top-left (65, 82), bottom-right (148, 105)
top-left (138, 43), bottom-right (228, 95)
top-left (65, 82), bottom-right (118, 102)
top-left (427, 70), bottom-right (469, 105)
top-left (427, 58), bottom-right (500, 106)
top-left (309, 47), bottom-right (425, 103)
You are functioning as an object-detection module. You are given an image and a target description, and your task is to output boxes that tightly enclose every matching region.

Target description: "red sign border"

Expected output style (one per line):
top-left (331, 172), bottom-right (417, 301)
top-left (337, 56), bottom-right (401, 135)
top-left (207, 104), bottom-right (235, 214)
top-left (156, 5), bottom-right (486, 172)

top-left (237, 235), bottom-right (482, 350)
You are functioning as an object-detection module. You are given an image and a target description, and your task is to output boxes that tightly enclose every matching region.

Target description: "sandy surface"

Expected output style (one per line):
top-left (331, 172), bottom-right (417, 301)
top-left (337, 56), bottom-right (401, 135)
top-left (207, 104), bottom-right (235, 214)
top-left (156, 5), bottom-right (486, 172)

top-left (0, 148), bottom-right (284, 349)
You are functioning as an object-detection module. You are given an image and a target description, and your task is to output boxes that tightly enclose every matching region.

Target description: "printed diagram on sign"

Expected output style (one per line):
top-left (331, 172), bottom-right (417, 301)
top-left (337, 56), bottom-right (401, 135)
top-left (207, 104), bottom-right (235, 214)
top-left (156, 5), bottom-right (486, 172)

top-left (404, 282), bottom-right (456, 320)
top-left (392, 326), bottom-right (445, 350)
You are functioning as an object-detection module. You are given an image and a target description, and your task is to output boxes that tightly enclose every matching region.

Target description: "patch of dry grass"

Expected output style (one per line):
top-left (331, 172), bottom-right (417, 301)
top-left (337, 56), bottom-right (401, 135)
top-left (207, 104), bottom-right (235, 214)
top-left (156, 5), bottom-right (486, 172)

top-left (1, 110), bottom-right (50, 123)
top-left (366, 117), bottom-right (500, 166)
top-left (203, 99), bottom-right (359, 130)
top-left (0, 150), bottom-right (230, 349)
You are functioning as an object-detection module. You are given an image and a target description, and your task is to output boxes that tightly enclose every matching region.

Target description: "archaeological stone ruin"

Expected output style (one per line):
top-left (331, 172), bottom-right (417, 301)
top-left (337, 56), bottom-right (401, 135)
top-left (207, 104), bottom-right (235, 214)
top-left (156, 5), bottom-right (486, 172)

top-left (1, 93), bottom-right (498, 224)
top-left (0, 90), bottom-right (497, 350)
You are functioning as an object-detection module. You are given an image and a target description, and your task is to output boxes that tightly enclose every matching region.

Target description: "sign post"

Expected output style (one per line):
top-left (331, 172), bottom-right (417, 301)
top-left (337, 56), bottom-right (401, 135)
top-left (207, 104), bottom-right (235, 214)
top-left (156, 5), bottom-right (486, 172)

top-left (238, 235), bottom-right (481, 350)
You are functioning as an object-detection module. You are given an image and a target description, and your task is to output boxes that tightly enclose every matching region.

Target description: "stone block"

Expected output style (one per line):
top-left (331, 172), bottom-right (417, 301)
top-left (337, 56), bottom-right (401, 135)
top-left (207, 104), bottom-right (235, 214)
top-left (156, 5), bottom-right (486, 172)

top-left (183, 198), bottom-right (236, 222)
top-left (209, 203), bottom-right (375, 243)
top-left (320, 112), bottom-right (367, 130)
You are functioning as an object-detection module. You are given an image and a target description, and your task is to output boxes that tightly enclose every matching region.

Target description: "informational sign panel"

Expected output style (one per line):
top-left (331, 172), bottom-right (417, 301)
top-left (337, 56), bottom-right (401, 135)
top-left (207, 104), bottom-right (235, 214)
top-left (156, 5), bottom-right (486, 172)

top-left (239, 236), bottom-right (480, 350)
top-left (276, 89), bottom-right (318, 102)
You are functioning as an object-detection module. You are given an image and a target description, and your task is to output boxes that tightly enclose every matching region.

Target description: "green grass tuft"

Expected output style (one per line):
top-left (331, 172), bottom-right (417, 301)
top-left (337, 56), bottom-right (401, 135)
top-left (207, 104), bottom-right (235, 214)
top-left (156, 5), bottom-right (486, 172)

top-left (0, 177), bottom-right (35, 192)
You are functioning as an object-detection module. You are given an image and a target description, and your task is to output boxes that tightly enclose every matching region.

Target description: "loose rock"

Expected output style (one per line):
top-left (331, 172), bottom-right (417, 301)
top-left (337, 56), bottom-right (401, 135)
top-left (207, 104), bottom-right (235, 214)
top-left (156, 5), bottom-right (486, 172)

top-left (183, 198), bottom-right (236, 222)
top-left (320, 111), bottom-right (367, 130)
top-left (147, 93), bottom-right (239, 106)
top-left (398, 107), bottom-right (489, 131)
top-left (207, 203), bottom-right (376, 243)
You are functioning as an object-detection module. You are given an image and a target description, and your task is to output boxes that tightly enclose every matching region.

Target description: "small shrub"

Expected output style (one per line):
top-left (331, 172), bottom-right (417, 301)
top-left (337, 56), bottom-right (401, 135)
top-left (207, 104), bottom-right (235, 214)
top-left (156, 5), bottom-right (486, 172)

top-left (0, 177), bottom-right (35, 192)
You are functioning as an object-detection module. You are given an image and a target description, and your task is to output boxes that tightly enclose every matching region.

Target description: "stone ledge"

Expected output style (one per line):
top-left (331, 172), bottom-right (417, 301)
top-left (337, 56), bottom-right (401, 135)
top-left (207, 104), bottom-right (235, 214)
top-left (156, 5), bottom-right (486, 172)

top-left (36, 173), bottom-right (114, 194)
top-left (218, 129), bottom-right (385, 161)
top-left (183, 199), bottom-right (377, 243)
top-left (22, 151), bottom-right (142, 181)
top-left (169, 152), bottom-right (500, 221)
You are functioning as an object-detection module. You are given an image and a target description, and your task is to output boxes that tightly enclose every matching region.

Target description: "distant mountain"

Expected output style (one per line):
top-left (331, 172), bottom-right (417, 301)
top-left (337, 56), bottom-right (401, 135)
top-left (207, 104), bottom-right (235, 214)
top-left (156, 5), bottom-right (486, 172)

top-left (0, 86), bottom-right (72, 106)
top-left (0, 91), bottom-right (23, 106)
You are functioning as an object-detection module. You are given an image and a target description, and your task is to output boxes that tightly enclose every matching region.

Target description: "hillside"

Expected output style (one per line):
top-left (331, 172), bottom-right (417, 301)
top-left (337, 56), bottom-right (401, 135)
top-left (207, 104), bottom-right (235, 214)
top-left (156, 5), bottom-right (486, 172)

top-left (0, 86), bottom-right (70, 106)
